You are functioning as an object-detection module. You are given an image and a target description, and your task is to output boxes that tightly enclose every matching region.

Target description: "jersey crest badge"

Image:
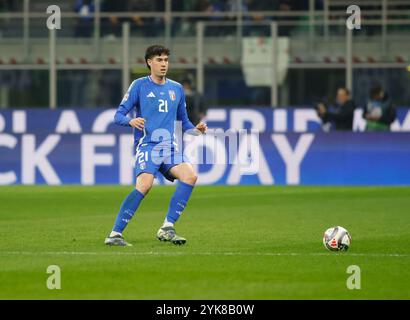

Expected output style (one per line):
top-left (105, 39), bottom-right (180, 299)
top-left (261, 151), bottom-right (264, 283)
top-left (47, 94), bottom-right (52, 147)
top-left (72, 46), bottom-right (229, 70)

top-left (168, 90), bottom-right (176, 101)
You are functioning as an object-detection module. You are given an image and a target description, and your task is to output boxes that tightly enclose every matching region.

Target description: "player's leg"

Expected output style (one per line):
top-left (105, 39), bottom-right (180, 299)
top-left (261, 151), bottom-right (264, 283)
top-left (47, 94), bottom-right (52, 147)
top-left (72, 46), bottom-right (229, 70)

top-left (113, 173), bottom-right (154, 233)
top-left (163, 162), bottom-right (197, 225)
top-left (105, 173), bottom-right (154, 246)
top-left (157, 162), bottom-right (198, 245)
top-left (105, 142), bottom-right (160, 246)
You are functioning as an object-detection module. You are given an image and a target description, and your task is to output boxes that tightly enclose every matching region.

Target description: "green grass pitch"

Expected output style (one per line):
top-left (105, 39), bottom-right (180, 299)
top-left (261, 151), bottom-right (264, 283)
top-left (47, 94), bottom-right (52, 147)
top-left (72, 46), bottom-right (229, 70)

top-left (0, 185), bottom-right (409, 299)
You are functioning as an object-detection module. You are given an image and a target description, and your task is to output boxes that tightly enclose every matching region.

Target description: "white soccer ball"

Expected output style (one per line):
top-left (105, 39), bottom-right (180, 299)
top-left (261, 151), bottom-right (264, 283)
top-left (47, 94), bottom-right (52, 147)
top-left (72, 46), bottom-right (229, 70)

top-left (323, 226), bottom-right (352, 251)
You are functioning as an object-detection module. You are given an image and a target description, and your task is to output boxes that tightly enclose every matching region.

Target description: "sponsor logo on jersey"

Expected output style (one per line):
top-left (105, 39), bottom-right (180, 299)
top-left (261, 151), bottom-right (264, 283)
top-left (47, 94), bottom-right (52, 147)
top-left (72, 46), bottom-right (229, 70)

top-left (168, 90), bottom-right (176, 101)
top-left (147, 92), bottom-right (156, 98)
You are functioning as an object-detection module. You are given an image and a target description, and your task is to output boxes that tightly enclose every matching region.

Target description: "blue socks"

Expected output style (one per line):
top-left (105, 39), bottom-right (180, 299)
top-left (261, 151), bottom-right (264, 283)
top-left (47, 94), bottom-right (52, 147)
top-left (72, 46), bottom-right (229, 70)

top-left (112, 189), bottom-right (145, 233)
top-left (112, 181), bottom-right (194, 234)
top-left (165, 181), bottom-right (194, 224)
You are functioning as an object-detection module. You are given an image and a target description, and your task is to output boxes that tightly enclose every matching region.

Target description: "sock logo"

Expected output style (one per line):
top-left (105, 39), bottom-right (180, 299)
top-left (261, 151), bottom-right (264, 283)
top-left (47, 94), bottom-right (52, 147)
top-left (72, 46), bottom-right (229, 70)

top-left (124, 209), bottom-right (134, 217)
top-left (177, 202), bottom-right (186, 209)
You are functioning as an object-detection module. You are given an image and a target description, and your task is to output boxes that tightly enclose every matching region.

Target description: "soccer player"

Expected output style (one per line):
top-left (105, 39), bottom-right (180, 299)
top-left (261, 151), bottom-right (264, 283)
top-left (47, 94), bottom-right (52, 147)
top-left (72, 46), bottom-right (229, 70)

top-left (104, 45), bottom-right (207, 246)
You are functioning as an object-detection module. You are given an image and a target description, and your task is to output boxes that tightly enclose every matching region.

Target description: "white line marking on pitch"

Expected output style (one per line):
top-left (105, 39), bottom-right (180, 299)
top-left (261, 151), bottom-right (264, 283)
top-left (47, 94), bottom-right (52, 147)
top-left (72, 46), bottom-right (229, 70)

top-left (0, 251), bottom-right (408, 258)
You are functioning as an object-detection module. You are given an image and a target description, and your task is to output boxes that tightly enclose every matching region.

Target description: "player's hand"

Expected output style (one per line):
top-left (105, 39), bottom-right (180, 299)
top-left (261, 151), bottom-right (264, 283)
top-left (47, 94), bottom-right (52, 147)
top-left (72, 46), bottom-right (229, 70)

top-left (195, 122), bottom-right (207, 134)
top-left (129, 117), bottom-right (145, 130)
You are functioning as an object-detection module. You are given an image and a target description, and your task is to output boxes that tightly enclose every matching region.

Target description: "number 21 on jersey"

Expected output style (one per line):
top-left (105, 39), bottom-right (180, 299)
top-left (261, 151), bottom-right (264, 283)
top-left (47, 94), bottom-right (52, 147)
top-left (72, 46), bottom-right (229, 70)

top-left (158, 99), bottom-right (168, 112)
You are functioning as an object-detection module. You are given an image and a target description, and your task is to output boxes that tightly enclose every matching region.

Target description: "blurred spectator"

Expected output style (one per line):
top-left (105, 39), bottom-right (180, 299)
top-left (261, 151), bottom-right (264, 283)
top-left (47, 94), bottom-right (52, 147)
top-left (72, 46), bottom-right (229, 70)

top-left (244, 0), bottom-right (276, 36)
top-left (317, 87), bottom-right (355, 131)
top-left (128, 0), bottom-right (162, 37)
top-left (102, 0), bottom-right (163, 38)
top-left (182, 78), bottom-right (207, 125)
top-left (277, 0), bottom-right (310, 36)
top-left (178, 0), bottom-right (199, 35)
top-left (363, 85), bottom-right (396, 131)
top-left (101, 0), bottom-right (128, 38)
top-left (195, 0), bottom-right (212, 11)
top-left (277, 0), bottom-right (294, 36)
top-left (247, 0), bottom-right (276, 20)
top-left (203, 0), bottom-right (229, 36)
top-left (212, 0), bottom-right (249, 36)
top-left (74, 0), bottom-right (95, 38)
top-left (226, 0), bottom-right (248, 15)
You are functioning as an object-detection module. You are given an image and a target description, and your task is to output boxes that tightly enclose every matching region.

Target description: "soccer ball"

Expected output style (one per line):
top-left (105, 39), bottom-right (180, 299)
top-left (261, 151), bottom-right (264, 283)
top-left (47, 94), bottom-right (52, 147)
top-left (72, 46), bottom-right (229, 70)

top-left (323, 226), bottom-right (352, 251)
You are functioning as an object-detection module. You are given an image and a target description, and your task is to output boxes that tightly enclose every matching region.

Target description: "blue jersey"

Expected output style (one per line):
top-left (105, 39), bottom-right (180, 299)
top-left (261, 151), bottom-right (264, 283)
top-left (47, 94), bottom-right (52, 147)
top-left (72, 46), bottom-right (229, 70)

top-left (113, 76), bottom-right (195, 149)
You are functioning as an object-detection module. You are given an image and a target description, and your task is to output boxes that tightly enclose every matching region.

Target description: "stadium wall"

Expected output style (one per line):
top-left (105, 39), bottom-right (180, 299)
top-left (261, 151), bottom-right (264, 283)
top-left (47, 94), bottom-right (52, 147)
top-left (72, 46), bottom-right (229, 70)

top-left (1, 108), bottom-right (410, 186)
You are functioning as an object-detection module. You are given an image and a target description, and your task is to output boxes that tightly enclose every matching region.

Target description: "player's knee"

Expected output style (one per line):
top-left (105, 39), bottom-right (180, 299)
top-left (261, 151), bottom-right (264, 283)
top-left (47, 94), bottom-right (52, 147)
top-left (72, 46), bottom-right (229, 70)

top-left (135, 175), bottom-right (153, 195)
top-left (183, 172), bottom-right (198, 185)
top-left (136, 182), bottom-right (152, 195)
top-left (192, 172), bottom-right (198, 184)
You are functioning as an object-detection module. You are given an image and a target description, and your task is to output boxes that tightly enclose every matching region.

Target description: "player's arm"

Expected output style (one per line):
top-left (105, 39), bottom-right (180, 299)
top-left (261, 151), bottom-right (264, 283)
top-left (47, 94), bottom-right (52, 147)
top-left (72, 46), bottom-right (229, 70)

top-left (177, 88), bottom-right (207, 134)
top-left (114, 80), bottom-right (144, 129)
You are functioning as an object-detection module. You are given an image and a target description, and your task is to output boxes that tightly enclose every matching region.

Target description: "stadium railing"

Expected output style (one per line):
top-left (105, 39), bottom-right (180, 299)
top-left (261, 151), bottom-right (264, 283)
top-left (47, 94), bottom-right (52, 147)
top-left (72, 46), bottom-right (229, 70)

top-left (0, 0), bottom-right (409, 108)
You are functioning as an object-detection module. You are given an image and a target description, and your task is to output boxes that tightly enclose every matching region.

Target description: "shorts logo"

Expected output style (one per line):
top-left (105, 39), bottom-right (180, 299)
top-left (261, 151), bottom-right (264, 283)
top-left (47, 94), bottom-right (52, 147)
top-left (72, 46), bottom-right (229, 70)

top-left (168, 90), bottom-right (176, 101)
top-left (140, 162), bottom-right (146, 170)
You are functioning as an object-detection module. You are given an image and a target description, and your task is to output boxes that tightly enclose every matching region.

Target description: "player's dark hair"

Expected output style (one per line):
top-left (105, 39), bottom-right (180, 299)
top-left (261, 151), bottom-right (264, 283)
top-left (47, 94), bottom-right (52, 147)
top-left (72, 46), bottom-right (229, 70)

top-left (145, 45), bottom-right (170, 70)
